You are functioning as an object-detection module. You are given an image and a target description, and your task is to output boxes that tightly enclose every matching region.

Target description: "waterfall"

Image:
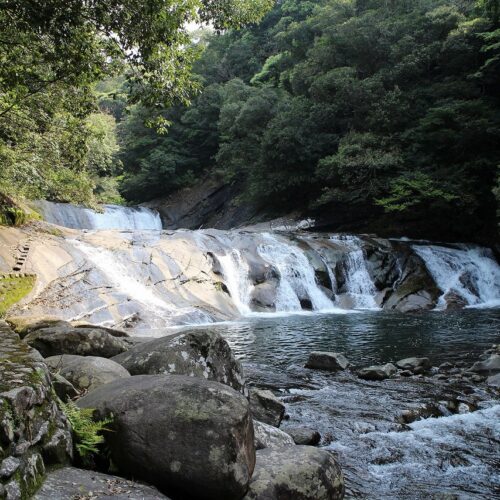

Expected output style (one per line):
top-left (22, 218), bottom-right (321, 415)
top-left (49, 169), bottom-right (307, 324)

top-left (413, 244), bottom-right (500, 308)
top-left (217, 249), bottom-right (253, 314)
top-left (329, 235), bottom-right (378, 309)
top-left (35, 200), bottom-right (162, 230)
top-left (257, 234), bottom-right (334, 312)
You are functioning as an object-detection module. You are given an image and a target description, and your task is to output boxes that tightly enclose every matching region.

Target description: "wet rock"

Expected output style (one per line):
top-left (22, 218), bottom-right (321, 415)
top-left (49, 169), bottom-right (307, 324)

top-left (399, 370), bottom-right (413, 377)
top-left (282, 426), bottom-right (321, 446)
top-left (253, 420), bottom-right (295, 450)
top-left (443, 291), bottom-right (467, 310)
top-left (24, 325), bottom-right (129, 358)
top-left (112, 330), bottom-right (246, 395)
top-left (357, 363), bottom-right (397, 381)
top-left (45, 355), bottom-right (130, 394)
top-left (438, 362), bottom-right (453, 371)
top-left (397, 404), bottom-right (444, 424)
top-left (486, 373), bottom-right (500, 387)
top-left (250, 283), bottom-right (277, 311)
top-left (244, 446), bottom-right (344, 500)
top-left (77, 375), bottom-right (255, 500)
top-left (34, 466), bottom-right (170, 499)
top-left (470, 354), bottom-right (500, 374)
top-left (305, 352), bottom-right (350, 372)
top-left (249, 389), bottom-right (285, 427)
top-left (396, 357), bottom-right (431, 372)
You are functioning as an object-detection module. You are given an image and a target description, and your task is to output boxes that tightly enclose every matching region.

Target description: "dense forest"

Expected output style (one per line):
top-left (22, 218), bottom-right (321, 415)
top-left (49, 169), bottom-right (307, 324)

top-left (1, 0), bottom-right (499, 243)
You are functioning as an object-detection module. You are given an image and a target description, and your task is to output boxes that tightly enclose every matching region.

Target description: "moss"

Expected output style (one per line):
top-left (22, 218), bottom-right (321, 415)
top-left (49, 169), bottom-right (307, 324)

top-left (0, 274), bottom-right (36, 317)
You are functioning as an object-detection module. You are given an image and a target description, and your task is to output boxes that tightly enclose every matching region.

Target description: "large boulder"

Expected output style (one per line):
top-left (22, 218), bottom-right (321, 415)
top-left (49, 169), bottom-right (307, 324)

top-left (249, 389), bottom-right (285, 427)
top-left (111, 330), bottom-right (246, 395)
top-left (34, 467), bottom-right (170, 499)
top-left (45, 355), bottom-right (130, 393)
top-left (470, 354), bottom-right (500, 374)
top-left (358, 363), bottom-right (398, 381)
top-left (77, 375), bottom-right (255, 500)
top-left (244, 446), bottom-right (344, 500)
top-left (24, 325), bottom-right (129, 358)
top-left (282, 426), bottom-right (321, 446)
top-left (305, 352), bottom-right (350, 372)
top-left (253, 420), bottom-right (295, 450)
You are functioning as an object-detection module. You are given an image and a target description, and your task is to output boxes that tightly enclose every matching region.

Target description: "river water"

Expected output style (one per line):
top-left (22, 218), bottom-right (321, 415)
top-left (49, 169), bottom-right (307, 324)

top-left (194, 309), bottom-right (500, 499)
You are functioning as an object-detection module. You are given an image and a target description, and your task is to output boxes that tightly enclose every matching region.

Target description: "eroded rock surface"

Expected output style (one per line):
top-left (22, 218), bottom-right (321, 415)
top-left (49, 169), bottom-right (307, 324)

top-left (0, 321), bottom-right (72, 499)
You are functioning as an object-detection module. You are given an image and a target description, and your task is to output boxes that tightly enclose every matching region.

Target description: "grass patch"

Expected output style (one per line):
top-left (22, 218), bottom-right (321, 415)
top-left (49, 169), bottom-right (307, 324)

top-left (0, 274), bottom-right (36, 316)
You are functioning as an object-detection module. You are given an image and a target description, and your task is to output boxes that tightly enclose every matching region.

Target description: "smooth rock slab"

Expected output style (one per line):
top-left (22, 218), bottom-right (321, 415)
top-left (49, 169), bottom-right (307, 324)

top-left (45, 355), bottom-right (130, 393)
top-left (24, 326), bottom-right (129, 358)
top-left (112, 330), bottom-right (247, 395)
top-left (358, 363), bottom-right (398, 381)
top-left (34, 466), bottom-right (170, 499)
top-left (305, 352), bottom-right (350, 372)
top-left (254, 420), bottom-right (295, 450)
top-left (244, 446), bottom-right (344, 500)
top-left (249, 389), bottom-right (285, 427)
top-left (77, 374), bottom-right (255, 500)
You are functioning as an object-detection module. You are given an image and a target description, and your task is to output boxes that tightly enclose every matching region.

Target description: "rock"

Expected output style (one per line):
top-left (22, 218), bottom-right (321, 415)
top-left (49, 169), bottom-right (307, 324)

top-left (282, 426), bottom-right (321, 446)
top-left (443, 291), bottom-right (467, 310)
top-left (24, 325), bottom-right (129, 358)
top-left (396, 357), bottom-right (431, 372)
top-left (51, 372), bottom-right (78, 400)
top-left (5, 316), bottom-right (68, 338)
top-left (45, 355), bottom-right (130, 393)
top-left (439, 362), bottom-right (453, 371)
top-left (486, 373), bottom-right (500, 387)
top-left (77, 375), bottom-right (255, 499)
top-left (111, 330), bottom-right (246, 395)
top-left (250, 283), bottom-right (277, 310)
top-left (358, 363), bottom-right (397, 381)
top-left (34, 466), bottom-right (170, 499)
top-left (244, 446), bottom-right (344, 500)
top-left (249, 389), bottom-right (285, 427)
top-left (253, 420), bottom-right (295, 450)
top-left (470, 354), bottom-right (500, 374)
top-left (305, 352), bottom-right (350, 372)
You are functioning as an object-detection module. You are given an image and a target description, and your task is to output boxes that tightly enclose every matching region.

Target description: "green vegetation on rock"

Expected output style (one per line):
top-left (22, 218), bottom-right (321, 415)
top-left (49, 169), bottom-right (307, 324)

top-left (0, 274), bottom-right (36, 317)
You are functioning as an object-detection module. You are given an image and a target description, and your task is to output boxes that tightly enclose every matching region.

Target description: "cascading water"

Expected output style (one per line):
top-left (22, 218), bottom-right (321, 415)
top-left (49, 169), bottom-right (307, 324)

top-left (413, 244), bottom-right (500, 308)
top-left (257, 233), bottom-right (334, 312)
top-left (329, 235), bottom-right (378, 309)
top-left (217, 249), bottom-right (253, 314)
top-left (35, 200), bottom-right (162, 230)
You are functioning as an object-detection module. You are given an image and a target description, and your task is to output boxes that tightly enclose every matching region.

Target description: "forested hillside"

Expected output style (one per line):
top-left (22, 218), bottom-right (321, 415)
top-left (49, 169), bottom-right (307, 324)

top-left (1, 0), bottom-right (499, 243)
top-left (117, 0), bottom-right (500, 242)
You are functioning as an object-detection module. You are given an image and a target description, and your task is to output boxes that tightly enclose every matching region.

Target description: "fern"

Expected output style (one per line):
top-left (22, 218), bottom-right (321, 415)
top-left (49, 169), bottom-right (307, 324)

top-left (59, 400), bottom-right (113, 458)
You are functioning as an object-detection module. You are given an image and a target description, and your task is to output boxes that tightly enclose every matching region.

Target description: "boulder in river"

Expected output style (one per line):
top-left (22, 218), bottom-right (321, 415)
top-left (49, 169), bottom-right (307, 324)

top-left (305, 352), bottom-right (350, 372)
top-left (45, 354), bottom-right (130, 394)
top-left (282, 426), bottom-right (321, 446)
top-left (358, 363), bottom-right (398, 381)
top-left (34, 466), bottom-right (170, 499)
top-left (395, 357), bottom-right (431, 372)
top-left (470, 354), bottom-right (500, 374)
top-left (486, 373), bottom-right (500, 387)
top-left (244, 446), bottom-right (344, 500)
top-left (77, 374), bottom-right (255, 500)
top-left (24, 325), bottom-right (129, 358)
top-left (249, 388), bottom-right (285, 427)
top-left (253, 420), bottom-right (295, 450)
top-left (111, 330), bottom-right (246, 395)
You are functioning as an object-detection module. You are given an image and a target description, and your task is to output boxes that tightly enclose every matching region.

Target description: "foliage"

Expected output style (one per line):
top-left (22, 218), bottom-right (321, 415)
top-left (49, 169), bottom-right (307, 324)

top-left (116, 0), bottom-right (500, 241)
top-left (58, 400), bottom-right (113, 459)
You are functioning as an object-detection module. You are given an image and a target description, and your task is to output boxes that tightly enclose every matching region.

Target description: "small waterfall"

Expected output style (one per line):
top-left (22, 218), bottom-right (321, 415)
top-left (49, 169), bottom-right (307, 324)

top-left (257, 234), bottom-right (334, 312)
top-left (329, 235), bottom-right (378, 309)
top-left (35, 200), bottom-right (162, 230)
top-left (413, 244), bottom-right (500, 308)
top-left (217, 249), bottom-right (253, 314)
